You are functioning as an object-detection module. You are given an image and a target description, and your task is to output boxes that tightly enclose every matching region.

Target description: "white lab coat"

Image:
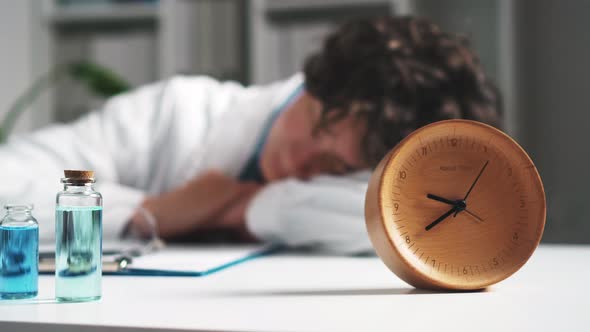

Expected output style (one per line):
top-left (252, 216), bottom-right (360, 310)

top-left (0, 74), bottom-right (373, 254)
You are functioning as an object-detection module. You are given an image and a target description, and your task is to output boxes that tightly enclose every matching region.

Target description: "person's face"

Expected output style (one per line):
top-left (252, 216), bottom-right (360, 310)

top-left (260, 91), bottom-right (368, 181)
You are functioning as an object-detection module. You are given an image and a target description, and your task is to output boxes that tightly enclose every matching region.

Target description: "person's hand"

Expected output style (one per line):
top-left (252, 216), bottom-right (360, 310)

top-left (130, 170), bottom-right (261, 239)
top-left (214, 181), bottom-right (262, 229)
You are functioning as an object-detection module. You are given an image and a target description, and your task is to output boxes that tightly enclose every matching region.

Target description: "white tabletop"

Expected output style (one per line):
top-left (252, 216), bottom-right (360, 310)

top-left (1, 244), bottom-right (589, 332)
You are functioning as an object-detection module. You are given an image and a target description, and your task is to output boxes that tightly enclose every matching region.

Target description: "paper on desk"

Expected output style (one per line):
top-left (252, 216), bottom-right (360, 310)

top-left (129, 245), bottom-right (270, 272)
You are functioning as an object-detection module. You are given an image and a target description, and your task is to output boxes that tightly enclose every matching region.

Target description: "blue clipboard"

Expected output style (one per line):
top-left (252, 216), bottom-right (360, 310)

top-left (39, 244), bottom-right (284, 277)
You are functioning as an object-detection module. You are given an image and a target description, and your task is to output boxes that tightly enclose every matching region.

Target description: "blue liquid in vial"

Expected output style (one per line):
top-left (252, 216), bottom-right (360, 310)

top-left (0, 225), bottom-right (39, 299)
top-left (55, 206), bottom-right (102, 301)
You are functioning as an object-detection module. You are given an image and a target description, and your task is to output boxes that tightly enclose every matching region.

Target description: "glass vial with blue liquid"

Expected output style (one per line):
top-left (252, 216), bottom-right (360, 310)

top-left (0, 204), bottom-right (39, 299)
top-left (55, 170), bottom-right (102, 302)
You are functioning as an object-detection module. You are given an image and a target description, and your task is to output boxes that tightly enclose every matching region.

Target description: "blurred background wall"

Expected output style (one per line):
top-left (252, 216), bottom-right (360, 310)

top-left (0, 0), bottom-right (587, 243)
top-left (512, 0), bottom-right (590, 243)
top-left (0, 1), bottom-right (36, 133)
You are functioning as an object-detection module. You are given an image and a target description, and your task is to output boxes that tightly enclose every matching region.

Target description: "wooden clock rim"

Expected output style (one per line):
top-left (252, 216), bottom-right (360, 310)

top-left (365, 119), bottom-right (546, 290)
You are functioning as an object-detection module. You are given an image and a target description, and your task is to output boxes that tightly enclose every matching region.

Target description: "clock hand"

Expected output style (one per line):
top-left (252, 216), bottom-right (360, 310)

top-left (426, 193), bottom-right (456, 205)
top-left (427, 193), bottom-right (484, 222)
top-left (453, 160), bottom-right (489, 217)
top-left (426, 194), bottom-right (483, 221)
top-left (462, 160), bottom-right (489, 201)
top-left (425, 206), bottom-right (458, 231)
top-left (463, 209), bottom-right (484, 222)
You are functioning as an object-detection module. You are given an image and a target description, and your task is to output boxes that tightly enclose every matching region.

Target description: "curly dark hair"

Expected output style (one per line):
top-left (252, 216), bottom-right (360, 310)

top-left (304, 16), bottom-right (503, 167)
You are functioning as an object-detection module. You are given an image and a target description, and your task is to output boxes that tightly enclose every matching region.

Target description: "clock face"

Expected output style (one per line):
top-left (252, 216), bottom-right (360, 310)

top-left (365, 120), bottom-right (546, 290)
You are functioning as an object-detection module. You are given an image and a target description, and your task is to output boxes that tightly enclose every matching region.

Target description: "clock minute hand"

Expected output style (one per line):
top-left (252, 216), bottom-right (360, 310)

top-left (425, 206), bottom-right (457, 231)
top-left (462, 160), bottom-right (489, 201)
top-left (453, 160), bottom-right (489, 217)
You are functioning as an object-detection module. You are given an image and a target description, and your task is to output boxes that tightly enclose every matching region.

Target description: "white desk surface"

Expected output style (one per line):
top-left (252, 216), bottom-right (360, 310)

top-left (1, 244), bottom-right (589, 332)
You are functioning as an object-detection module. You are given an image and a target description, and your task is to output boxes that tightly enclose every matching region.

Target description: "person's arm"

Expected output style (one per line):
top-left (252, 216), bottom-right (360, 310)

top-left (0, 81), bottom-right (171, 241)
top-left (129, 170), bottom-right (261, 239)
top-left (245, 171), bottom-right (374, 254)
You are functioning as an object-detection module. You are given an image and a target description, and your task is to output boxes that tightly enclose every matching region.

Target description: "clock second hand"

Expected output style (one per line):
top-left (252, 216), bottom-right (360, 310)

top-left (463, 209), bottom-right (484, 222)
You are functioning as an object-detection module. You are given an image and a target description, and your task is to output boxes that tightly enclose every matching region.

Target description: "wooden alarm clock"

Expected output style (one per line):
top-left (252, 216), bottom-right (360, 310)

top-left (365, 120), bottom-right (546, 290)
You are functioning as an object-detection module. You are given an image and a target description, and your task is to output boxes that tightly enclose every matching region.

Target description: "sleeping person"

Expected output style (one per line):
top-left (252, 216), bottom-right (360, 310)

top-left (0, 16), bottom-right (501, 253)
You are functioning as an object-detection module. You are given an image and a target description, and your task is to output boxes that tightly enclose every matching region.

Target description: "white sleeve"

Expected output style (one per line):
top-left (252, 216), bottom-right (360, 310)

top-left (0, 81), bottom-right (169, 242)
top-left (245, 171), bottom-right (374, 254)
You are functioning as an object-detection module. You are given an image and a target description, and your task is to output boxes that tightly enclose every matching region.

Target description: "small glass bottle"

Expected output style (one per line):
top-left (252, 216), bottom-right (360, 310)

top-left (0, 204), bottom-right (39, 299)
top-left (55, 170), bottom-right (102, 302)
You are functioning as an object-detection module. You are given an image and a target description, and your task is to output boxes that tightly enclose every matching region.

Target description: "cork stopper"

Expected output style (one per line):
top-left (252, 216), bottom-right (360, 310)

top-left (62, 170), bottom-right (95, 184)
top-left (64, 170), bottom-right (94, 179)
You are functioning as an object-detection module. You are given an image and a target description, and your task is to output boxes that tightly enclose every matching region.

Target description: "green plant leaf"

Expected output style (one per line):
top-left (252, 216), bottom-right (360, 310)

top-left (0, 61), bottom-right (131, 144)
top-left (68, 61), bottom-right (131, 97)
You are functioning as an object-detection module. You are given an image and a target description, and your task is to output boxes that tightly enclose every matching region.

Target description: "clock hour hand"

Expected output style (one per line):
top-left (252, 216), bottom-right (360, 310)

top-left (425, 206), bottom-right (457, 231)
top-left (427, 193), bottom-right (456, 206)
top-left (427, 193), bottom-right (484, 222)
